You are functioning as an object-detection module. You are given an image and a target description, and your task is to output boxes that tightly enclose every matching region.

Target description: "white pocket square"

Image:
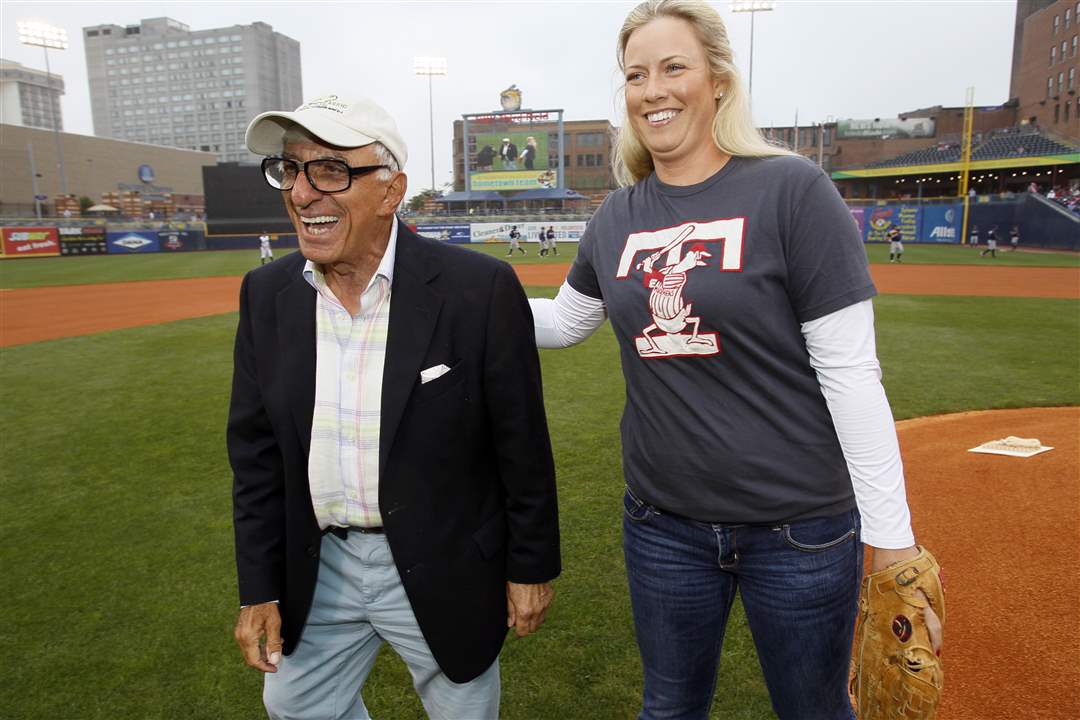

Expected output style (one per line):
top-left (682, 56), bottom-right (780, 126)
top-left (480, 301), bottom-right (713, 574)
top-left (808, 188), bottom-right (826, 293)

top-left (420, 364), bottom-right (452, 384)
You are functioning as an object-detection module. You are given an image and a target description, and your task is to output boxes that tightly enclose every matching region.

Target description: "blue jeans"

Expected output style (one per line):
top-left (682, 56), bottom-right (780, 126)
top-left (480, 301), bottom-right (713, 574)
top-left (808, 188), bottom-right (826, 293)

top-left (263, 532), bottom-right (500, 720)
top-left (622, 487), bottom-right (862, 720)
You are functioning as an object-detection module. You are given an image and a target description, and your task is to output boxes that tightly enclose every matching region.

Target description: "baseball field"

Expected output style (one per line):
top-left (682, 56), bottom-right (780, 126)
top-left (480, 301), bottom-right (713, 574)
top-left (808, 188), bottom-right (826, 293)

top-left (1, 242), bottom-right (1078, 719)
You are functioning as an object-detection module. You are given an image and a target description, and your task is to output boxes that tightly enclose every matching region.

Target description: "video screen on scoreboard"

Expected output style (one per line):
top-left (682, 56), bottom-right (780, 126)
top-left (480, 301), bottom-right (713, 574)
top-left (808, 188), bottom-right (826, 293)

top-left (469, 131), bottom-right (555, 192)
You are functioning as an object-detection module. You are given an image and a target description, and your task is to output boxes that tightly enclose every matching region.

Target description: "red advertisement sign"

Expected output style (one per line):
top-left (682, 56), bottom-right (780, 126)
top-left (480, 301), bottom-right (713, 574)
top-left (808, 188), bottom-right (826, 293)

top-left (2, 227), bottom-right (60, 258)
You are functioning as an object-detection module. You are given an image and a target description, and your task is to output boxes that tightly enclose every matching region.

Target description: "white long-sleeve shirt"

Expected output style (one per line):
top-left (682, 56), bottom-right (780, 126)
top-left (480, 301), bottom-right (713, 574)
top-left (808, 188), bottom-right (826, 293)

top-left (530, 284), bottom-right (914, 549)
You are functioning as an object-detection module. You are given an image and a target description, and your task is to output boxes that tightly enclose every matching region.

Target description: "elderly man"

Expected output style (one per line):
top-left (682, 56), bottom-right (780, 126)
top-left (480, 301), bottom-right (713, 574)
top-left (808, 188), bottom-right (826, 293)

top-left (228, 94), bottom-right (560, 719)
top-left (499, 137), bottom-right (518, 170)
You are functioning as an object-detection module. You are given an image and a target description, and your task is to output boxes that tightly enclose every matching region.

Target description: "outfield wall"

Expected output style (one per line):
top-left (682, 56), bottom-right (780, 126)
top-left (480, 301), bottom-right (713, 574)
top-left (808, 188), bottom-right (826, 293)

top-left (204, 233), bottom-right (298, 251)
top-left (416, 220), bottom-right (587, 244)
top-left (3, 198), bottom-right (1077, 259)
top-left (1, 224), bottom-right (207, 258)
top-left (852, 197), bottom-right (1078, 250)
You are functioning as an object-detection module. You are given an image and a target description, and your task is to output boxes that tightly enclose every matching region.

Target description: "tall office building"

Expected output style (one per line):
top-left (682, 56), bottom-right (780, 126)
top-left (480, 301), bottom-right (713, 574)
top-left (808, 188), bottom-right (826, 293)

top-left (83, 17), bottom-right (302, 163)
top-left (0, 58), bottom-right (65, 131)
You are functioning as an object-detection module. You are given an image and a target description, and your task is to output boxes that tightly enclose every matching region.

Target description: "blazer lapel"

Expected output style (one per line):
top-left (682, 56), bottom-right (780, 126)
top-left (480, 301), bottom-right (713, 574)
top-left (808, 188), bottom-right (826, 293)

top-left (277, 275), bottom-right (317, 458)
top-left (380, 227), bottom-right (442, 480)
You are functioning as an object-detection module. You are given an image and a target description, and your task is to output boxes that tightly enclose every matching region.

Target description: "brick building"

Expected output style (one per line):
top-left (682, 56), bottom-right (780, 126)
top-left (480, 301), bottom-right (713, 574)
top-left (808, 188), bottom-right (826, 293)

top-left (1011, 0), bottom-right (1080, 135)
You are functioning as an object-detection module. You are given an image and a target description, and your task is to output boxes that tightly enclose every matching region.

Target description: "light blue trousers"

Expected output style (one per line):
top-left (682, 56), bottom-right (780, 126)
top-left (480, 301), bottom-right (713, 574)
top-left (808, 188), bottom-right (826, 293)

top-left (263, 532), bottom-right (500, 720)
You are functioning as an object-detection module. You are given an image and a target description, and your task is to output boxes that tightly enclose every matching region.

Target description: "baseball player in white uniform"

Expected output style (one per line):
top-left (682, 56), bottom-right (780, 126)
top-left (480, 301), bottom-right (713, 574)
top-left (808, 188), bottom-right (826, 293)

top-left (507, 226), bottom-right (526, 256)
top-left (259, 233), bottom-right (274, 265)
top-left (980, 227), bottom-right (999, 258)
top-left (887, 226), bottom-right (903, 263)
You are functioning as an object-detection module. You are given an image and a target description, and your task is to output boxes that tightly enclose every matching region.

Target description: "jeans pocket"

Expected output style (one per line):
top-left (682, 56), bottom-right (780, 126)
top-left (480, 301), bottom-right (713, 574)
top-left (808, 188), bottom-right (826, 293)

top-left (780, 511), bottom-right (857, 552)
top-left (623, 486), bottom-right (655, 523)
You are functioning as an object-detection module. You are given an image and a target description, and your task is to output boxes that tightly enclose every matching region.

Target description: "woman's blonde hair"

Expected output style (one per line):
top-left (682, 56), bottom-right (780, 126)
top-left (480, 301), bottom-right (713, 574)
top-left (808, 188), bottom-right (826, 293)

top-left (611, 0), bottom-right (792, 186)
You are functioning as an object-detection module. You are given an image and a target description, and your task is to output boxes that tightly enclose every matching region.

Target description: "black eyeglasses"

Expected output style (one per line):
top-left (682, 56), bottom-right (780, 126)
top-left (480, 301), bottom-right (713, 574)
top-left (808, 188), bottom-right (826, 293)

top-left (261, 157), bottom-right (389, 193)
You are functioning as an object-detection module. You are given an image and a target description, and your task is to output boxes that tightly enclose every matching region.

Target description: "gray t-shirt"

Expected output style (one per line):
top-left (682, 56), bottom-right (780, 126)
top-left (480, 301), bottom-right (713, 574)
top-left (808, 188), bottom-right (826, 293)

top-left (568, 155), bottom-right (875, 523)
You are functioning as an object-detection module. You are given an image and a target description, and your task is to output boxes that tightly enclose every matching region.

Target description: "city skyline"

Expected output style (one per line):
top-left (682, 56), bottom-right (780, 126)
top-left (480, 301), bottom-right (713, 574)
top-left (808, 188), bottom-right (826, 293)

top-left (3, 1), bottom-right (1019, 198)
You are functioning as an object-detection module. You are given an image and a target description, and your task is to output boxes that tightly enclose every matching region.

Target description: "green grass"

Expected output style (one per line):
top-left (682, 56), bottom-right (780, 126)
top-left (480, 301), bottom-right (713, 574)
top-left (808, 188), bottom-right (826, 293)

top-left (0, 249), bottom-right (298, 289)
top-left (2, 290), bottom-right (1078, 719)
top-left (874, 296), bottom-right (1080, 418)
top-left (2, 242), bottom-right (1077, 290)
top-left (864, 242), bottom-right (1080, 267)
top-left (0, 244), bottom-right (576, 290)
top-left (462, 241), bottom-right (580, 265)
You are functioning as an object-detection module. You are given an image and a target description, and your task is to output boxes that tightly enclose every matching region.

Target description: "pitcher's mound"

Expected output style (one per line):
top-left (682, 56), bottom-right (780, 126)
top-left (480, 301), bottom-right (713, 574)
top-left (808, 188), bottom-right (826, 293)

top-left (895, 406), bottom-right (1078, 719)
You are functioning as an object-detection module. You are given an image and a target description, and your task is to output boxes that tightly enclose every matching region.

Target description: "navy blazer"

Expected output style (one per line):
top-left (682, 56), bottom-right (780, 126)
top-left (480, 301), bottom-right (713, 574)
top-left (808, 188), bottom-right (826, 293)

top-left (227, 222), bottom-right (560, 683)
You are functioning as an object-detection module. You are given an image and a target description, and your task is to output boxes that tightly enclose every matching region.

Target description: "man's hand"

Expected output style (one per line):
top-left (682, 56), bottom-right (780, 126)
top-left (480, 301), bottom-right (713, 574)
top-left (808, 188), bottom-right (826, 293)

top-left (506, 581), bottom-right (554, 638)
top-left (234, 602), bottom-right (283, 672)
top-left (870, 545), bottom-right (944, 655)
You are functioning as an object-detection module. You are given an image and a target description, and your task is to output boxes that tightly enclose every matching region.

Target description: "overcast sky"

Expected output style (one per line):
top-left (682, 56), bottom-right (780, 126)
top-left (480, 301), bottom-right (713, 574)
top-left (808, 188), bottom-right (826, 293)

top-left (4, 0), bottom-right (1018, 196)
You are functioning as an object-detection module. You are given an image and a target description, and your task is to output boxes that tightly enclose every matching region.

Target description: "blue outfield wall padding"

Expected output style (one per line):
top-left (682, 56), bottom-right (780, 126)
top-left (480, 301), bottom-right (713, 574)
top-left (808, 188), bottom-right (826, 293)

top-left (850, 197), bottom-right (1080, 248)
top-left (158, 229), bottom-right (206, 252)
top-left (205, 234), bottom-right (300, 251)
top-left (860, 204), bottom-right (964, 244)
top-left (416, 224), bottom-right (471, 243)
top-left (1010, 196), bottom-right (1080, 250)
top-left (965, 203), bottom-right (1022, 242)
top-left (919, 204), bottom-right (963, 243)
top-left (106, 230), bottom-right (160, 253)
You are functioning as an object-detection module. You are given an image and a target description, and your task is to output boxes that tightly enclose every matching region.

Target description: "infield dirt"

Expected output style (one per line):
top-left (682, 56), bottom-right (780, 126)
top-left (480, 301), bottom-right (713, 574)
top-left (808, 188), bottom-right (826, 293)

top-left (1, 261), bottom-right (1077, 719)
top-left (3, 262), bottom-right (1078, 348)
top-left (894, 407), bottom-right (1079, 720)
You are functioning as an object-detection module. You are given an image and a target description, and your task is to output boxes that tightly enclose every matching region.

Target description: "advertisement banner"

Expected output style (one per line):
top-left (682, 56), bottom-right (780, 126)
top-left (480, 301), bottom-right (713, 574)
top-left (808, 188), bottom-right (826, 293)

top-left (849, 208), bottom-right (865, 236)
top-left (469, 221), bottom-right (588, 244)
top-left (521, 221), bottom-right (588, 243)
top-left (469, 131), bottom-right (554, 191)
top-left (470, 170), bottom-right (558, 191)
top-left (106, 230), bottom-right (161, 254)
top-left (416, 224), bottom-right (471, 244)
top-left (158, 229), bottom-right (202, 251)
top-left (521, 223), bottom-right (549, 244)
top-left (863, 205), bottom-right (919, 243)
top-left (1, 227), bottom-right (60, 258)
top-left (919, 204), bottom-right (961, 243)
top-left (470, 222), bottom-right (523, 243)
top-left (551, 221), bottom-right (588, 242)
top-left (58, 226), bottom-right (108, 255)
top-left (837, 118), bottom-right (936, 139)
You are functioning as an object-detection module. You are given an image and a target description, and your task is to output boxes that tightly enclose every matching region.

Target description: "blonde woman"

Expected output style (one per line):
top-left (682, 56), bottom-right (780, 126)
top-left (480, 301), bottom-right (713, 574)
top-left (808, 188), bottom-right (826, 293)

top-left (529, 1), bottom-right (941, 717)
top-left (521, 135), bottom-right (539, 170)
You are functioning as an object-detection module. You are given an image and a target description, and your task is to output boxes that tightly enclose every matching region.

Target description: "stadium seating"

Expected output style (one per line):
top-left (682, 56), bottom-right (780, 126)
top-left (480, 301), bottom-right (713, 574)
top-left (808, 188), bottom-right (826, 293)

top-left (868, 144), bottom-right (962, 168)
top-left (972, 131), bottom-right (1075, 160)
top-left (865, 127), bottom-right (1078, 168)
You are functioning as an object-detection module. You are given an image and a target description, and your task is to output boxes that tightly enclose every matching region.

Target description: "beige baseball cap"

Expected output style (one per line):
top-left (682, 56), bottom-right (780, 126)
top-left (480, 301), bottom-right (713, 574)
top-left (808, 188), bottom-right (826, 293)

top-left (246, 94), bottom-right (408, 168)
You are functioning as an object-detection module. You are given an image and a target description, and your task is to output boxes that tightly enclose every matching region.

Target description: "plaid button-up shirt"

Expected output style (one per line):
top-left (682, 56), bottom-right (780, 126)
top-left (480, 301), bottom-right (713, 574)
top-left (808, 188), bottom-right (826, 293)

top-left (302, 218), bottom-right (397, 531)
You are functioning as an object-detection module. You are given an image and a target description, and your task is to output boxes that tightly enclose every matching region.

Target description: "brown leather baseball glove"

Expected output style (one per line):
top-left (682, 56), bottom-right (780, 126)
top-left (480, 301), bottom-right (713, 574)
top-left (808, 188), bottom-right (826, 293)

top-left (851, 546), bottom-right (945, 720)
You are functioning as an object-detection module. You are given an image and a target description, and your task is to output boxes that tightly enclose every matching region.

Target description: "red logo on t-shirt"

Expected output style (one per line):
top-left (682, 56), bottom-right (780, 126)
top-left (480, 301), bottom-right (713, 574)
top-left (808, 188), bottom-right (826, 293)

top-left (615, 219), bottom-right (745, 359)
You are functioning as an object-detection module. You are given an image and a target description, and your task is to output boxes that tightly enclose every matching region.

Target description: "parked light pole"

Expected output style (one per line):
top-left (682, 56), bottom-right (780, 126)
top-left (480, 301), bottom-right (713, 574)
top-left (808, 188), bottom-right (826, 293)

top-left (729, 1), bottom-right (774, 99)
top-left (818, 115), bottom-right (835, 168)
top-left (27, 143), bottom-right (43, 219)
top-left (413, 56), bottom-right (448, 195)
top-left (18, 20), bottom-right (70, 199)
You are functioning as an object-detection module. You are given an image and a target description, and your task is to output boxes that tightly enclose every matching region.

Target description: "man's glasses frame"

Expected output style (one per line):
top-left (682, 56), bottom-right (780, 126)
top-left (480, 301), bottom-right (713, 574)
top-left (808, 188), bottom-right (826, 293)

top-left (261, 157), bottom-right (389, 193)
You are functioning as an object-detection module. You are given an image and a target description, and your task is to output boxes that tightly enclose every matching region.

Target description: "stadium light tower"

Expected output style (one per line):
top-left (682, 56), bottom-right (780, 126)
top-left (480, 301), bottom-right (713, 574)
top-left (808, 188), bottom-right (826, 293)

top-left (18, 20), bottom-right (70, 199)
top-left (729, 1), bottom-right (775, 99)
top-left (413, 56), bottom-right (448, 195)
